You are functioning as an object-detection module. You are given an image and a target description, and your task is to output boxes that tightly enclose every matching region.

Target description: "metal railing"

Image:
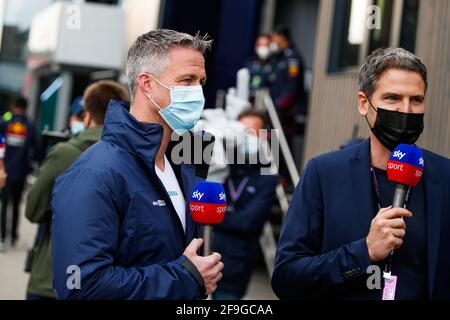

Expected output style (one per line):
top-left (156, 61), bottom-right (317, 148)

top-left (254, 89), bottom-right (300, 276)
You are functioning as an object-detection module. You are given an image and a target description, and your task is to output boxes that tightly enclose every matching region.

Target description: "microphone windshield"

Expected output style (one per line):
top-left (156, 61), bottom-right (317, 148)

top-left (0, 134), bottom-right (5, 159)
top-left (189, 181), bottom-right (227, 224)
top-left (387, 144), bottom-right (424, 187)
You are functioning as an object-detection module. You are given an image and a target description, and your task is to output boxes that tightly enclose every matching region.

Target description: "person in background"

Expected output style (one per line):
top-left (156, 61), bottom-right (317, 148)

top-left (268, 25), bottom-right (308, 140)
top-left (268, 26), bottom-right (308, 188)
top-left (24, 80), bottom-right (128, 300)
top-left (0, 134), bottom-right (7, 189)
top-left (68, 96), bottom-right (85, 136)
top-left (0, 97), bottom-right (36, 251)
top-left (246, 34), bottom-right (273, 102)
top-left (213, 109), bottom-right (278, 300)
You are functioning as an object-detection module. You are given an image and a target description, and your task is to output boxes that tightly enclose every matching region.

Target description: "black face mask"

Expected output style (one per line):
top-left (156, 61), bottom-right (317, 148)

top-left (365, 99), bottom-right (424, 151)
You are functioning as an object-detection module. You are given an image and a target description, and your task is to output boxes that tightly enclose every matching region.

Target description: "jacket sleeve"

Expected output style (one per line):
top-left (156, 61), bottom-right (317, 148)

top-left (26, 145), bottom-right (68, 223)
top-left (52, 168), bottom-right (202, 300)
top-left (271, 159), bottom-right (372, 299)
top-left (215, 175), bottom-right (278, 237)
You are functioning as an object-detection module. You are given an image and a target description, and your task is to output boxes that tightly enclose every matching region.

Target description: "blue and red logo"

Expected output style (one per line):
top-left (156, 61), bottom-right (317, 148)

top-left (0, 134), bottom-right (5, 159)
top-left (189, 181), bottom-right (227, 225)
top-left (387, 144), bottom-right (424, 187)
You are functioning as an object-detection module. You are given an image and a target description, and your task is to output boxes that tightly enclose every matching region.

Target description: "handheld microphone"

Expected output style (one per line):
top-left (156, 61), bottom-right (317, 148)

top-left (0, 134), bottom-right (5, 171)
top-left (386, 144), bottom-right (424, 208)
top-left (189, 181), bottom-right (227, 256)
top-left (0, 134), bottom-right (5, 160)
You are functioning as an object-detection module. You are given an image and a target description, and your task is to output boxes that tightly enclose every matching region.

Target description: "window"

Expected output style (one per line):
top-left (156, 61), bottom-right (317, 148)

top-left (328, 0), bottom-right (363, 72)
top-left (399, 0), bottom-right (419, 52)
top-left (368, 0), bottom-right (394, 53)
top-left (0, 0), bottom-right (53, 62)
top-left (328, 0), bottom-right (420, 73)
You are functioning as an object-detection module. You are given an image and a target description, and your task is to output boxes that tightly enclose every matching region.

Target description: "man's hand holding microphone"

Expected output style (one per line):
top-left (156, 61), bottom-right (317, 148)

top-left (184, 181), bottom-right (227, 296)
top-left (367, 206), bottom-right (412, 262)
top-left (183, 238), bottom-right (223, 295)
top-left (366, 144), bottom-right (424, 263)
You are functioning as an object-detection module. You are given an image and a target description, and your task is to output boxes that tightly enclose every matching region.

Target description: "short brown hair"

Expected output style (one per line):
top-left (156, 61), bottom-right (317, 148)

top-left (83, 80), bottom-right (129, 124)
top-left (237, 108), bottom-right (268, 127)
top-left (359, 47), bottom-right (428, 98)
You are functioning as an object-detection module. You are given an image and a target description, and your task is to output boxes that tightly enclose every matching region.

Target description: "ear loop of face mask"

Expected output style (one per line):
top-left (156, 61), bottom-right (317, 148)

top-left (364, 96), bottom-right (378, 129)
top-left (143, 73), bottom-right (170, 111)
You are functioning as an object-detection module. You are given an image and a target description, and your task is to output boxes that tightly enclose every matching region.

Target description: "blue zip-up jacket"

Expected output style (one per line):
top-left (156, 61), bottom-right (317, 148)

top-left (51, 100), bottom-right (206, 300)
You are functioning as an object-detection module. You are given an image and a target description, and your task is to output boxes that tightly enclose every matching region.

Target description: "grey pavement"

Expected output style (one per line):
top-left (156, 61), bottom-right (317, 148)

top-left (0, 188), bottom-right (35, 300)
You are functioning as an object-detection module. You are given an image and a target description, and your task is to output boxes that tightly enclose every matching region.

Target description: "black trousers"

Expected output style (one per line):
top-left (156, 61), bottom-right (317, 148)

top-left (1, 179), bottom-right (25, 241)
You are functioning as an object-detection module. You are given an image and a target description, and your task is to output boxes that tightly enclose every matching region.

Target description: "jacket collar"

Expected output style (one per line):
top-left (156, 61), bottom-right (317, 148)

top-left (102, 100), bottom-right (163, 172)
top-left (102, 100), bottom-right (202, 244)
top-left (349, 139), bottom-right (375, 235)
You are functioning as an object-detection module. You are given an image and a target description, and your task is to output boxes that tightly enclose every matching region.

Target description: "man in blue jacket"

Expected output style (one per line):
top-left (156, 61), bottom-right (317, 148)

top-left (51, 29), bottom-right (223, 300)
top-left (272, 48), bottom-right (450, 299)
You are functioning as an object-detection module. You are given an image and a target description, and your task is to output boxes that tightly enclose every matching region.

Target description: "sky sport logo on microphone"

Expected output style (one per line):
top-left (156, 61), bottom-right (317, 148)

top-left (387, 144), bottom-right (424, 187)
top-left (189, 181), bottom-right (227, 225)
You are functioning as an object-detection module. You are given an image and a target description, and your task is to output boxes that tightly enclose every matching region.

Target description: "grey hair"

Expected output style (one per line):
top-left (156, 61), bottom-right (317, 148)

top-left (126, 29), bottom-right (212, 98)
top-left (359, 47), bottom-right (428, 98)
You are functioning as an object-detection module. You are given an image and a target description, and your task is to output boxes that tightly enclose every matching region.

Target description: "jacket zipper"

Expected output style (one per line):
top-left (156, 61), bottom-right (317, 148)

top-left (150, 126), bottom-right (186, 249)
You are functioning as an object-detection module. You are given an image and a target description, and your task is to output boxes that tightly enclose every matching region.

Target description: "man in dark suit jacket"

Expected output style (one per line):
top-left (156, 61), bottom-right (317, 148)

top-left (272, 48), bottom-right (450, 300)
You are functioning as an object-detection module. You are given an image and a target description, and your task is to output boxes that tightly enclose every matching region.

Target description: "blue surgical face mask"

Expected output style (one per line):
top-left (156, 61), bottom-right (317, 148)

top-left (70, 121), bottom-right (85, 135)
top-left (144, 74), bottom-right (205, 135)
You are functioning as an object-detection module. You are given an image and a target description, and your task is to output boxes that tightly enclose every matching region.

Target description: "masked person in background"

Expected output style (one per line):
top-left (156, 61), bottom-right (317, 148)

top-left (246, 34), bottom-right (273, 102)
top-left (0, 134), bottom-right (7, 189)
top-left (213, 109), bottom-right (278, 300)
top-left (51, 29), bottom-right (223, 300)
top-left (25, 81), bottom-right (128, 300)
top-left (68, 97), bottom-right (85, 136)
top-left (0, 97), bottom-right (36, 252)
top-left (272, 48), bottom-right (450, 300)
top-left (268, 26), bottom-right (307, 138)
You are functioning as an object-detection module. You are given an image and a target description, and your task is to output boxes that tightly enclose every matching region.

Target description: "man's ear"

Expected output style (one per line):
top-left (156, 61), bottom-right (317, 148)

top-left (83, 111), bottom-right (92, 128)
top-left (137, 73), bottom-right (152, 94)
top-left (358, 92), bottom-right (370, 117)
